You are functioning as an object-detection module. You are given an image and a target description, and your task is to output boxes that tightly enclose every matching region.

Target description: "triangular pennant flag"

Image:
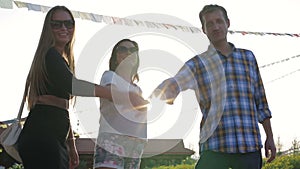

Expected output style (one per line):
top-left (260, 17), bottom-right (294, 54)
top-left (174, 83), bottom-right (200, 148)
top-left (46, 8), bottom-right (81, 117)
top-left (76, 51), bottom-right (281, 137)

top-left (90, 13), bottom-right (103, 22)
top-left (40, 5), bottom-right (50, 13)
top-left (27, 3), bottom-right (41, 11)
top-left (0, 0), bottom-right (12, 9)
top-left (14, 1), bottom-right (26, 8)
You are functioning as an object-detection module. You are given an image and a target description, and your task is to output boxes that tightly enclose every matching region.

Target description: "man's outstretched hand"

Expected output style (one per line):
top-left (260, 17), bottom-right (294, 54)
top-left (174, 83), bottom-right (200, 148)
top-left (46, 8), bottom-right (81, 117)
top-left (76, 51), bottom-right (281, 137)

top-left (149, 88), bottom-right (175, 105)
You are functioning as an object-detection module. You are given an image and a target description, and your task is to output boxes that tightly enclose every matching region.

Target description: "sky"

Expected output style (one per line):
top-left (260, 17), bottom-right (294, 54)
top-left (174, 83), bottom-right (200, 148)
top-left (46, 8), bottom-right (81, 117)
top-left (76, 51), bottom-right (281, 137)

top-left (1, 0), bottom-right (300, 157)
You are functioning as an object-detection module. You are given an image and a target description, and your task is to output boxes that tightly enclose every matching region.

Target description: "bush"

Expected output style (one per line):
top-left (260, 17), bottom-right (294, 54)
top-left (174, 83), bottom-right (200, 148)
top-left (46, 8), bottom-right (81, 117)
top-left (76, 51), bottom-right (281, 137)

top-left (262, 154), bottom-right (300, 169)
top-left (8, 163), bottom-right (23, 169)
top-left (151, 164), bottom-right (195, 169)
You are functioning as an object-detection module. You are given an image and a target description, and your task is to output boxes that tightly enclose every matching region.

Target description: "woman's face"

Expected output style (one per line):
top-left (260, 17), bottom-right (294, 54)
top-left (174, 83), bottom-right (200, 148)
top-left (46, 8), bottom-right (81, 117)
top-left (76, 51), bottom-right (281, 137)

top-left (51, 10), bottom-right (74, 48)
top-left (115, 41), bottom-right (138, 70)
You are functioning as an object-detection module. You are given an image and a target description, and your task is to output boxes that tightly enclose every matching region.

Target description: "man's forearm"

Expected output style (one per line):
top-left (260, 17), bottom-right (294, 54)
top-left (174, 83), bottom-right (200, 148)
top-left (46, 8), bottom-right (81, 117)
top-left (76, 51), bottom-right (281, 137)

top-left (262, 118), bottom-right (273, 138)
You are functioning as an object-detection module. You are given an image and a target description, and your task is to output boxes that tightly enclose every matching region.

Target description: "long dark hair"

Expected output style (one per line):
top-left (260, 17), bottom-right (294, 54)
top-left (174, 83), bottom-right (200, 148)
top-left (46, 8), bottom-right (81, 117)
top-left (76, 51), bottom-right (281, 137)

top-left (109, 39), bottom-right (140, 82)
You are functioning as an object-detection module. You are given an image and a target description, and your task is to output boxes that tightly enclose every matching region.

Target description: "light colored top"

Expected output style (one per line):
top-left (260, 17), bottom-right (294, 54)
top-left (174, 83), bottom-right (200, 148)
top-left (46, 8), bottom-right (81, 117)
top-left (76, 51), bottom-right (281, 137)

top-left (98, 71), bottom-right (147, 139)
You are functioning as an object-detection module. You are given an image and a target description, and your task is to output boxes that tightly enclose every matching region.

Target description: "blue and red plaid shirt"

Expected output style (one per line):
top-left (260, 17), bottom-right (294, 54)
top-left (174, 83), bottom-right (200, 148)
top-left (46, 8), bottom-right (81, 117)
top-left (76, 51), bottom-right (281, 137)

top-left (156, 43), bottom-right (272, 153)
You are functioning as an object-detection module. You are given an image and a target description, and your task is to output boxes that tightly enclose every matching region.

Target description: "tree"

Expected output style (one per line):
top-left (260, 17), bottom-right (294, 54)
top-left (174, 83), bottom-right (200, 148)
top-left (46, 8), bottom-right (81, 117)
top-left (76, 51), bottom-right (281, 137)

top-left (291, 138), bottom-right (300, 155)
top-left (276, 136), bottom-right (283, 155)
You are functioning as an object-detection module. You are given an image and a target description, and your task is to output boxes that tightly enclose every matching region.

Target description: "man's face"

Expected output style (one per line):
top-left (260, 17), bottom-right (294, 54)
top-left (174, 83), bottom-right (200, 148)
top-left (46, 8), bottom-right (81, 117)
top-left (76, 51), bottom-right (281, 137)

top-left (202, 10), bottom-right (229, 44)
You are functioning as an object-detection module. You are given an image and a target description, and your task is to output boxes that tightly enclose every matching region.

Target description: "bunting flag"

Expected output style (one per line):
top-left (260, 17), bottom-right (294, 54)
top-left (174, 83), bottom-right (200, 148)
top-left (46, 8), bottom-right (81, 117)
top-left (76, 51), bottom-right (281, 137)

top-left (0, 0), bottom-right (299, 37)
top-left (0, 0), bottom-right (12, 9)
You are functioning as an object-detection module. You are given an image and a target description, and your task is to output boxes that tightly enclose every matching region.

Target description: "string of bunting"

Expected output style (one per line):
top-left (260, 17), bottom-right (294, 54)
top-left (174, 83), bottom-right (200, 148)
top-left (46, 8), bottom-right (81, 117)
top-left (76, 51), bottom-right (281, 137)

top-left (12, 1), bottom-right (201, 34)
top-left (1, 0), bottom-right (300, 126)
top-left (266, 68), bottom-right (300, 84)
top-left (259, 54), bottom-right (300, 69)
top-left (228, 30), bottom-right (300, 38)
top-left (1, 0), bottom-right (300, 37)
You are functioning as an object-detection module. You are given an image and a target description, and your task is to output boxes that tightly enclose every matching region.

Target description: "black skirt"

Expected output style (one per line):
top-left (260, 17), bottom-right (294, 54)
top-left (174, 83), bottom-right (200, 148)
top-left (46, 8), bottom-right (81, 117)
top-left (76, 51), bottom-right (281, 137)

top-left (18, 104), bottom-right (70, 169)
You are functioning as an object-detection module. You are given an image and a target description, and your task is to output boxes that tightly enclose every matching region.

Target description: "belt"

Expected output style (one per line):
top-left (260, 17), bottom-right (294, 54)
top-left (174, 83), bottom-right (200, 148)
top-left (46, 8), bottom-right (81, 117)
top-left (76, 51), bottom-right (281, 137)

top-left (36, 95), bottom-right (69, 110)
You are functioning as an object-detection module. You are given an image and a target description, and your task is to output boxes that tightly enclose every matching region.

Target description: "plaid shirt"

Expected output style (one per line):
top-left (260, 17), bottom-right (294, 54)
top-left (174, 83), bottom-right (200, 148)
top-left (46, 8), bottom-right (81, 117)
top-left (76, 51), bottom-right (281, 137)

top-left (156, 43), bottom-right (272, 153)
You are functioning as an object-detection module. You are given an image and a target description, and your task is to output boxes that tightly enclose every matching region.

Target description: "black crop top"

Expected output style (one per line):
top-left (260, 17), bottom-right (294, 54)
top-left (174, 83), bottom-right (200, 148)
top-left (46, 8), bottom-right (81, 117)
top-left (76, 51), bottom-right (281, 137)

top-left (45, 47), bottom-right (73, 99)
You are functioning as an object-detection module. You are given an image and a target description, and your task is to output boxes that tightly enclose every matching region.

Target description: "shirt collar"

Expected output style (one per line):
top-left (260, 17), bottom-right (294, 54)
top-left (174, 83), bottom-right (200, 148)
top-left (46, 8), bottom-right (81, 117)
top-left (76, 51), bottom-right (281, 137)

top-left (208, 42), bottom-right (236, 56)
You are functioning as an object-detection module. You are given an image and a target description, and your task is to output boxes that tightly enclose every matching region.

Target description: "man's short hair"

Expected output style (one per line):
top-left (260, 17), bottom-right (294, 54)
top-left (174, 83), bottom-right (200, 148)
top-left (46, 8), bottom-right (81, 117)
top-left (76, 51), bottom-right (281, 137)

top-left (199, 4), bottom-right (229, 26)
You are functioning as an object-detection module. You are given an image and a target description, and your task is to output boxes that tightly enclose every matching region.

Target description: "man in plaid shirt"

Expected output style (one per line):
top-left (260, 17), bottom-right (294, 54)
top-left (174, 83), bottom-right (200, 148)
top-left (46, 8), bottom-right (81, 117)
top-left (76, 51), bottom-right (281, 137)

top-left (152, 4), bottom-right (276, 169)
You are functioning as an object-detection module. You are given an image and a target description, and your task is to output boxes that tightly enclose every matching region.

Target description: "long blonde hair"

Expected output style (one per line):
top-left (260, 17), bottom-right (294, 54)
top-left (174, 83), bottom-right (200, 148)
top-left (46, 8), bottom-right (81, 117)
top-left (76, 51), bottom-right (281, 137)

top-left (27, 6), bottom-right (76, 109)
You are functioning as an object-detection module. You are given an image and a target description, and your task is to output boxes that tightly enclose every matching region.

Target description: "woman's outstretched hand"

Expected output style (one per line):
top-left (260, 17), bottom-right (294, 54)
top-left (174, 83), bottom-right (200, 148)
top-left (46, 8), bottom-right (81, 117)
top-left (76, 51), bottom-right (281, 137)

top-left (129, 92), bottom-right (149, 112)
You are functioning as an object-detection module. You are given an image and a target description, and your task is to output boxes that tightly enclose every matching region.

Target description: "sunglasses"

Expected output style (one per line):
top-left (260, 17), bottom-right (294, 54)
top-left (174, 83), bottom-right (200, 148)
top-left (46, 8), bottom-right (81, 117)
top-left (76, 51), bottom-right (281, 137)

top-left (116, 46), bottom-right (138, 53)
top-left (50, 20), bottom-right (75, 29)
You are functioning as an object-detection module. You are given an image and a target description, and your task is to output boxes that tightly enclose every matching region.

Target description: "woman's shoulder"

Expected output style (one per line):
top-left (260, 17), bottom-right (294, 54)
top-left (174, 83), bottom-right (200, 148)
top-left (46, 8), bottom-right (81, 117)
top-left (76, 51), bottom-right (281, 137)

top-left (46, 47), bottom-right (59, 56)
top-left (102, 70), bottom-right (114, 77)
top-left (45, 47), bottom-right (62, 62)
top-left (101, 70), bottom-right (115, 81)
top-left (101, 71), bottom-right (141, 91)
top-left (100, 71), bottom-right (118, 86)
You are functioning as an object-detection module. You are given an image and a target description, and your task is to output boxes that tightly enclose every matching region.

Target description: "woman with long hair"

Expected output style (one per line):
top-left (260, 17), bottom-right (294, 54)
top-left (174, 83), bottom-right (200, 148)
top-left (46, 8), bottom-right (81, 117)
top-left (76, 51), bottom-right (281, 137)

top-left (94, 39), bottom-right (147, 169)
